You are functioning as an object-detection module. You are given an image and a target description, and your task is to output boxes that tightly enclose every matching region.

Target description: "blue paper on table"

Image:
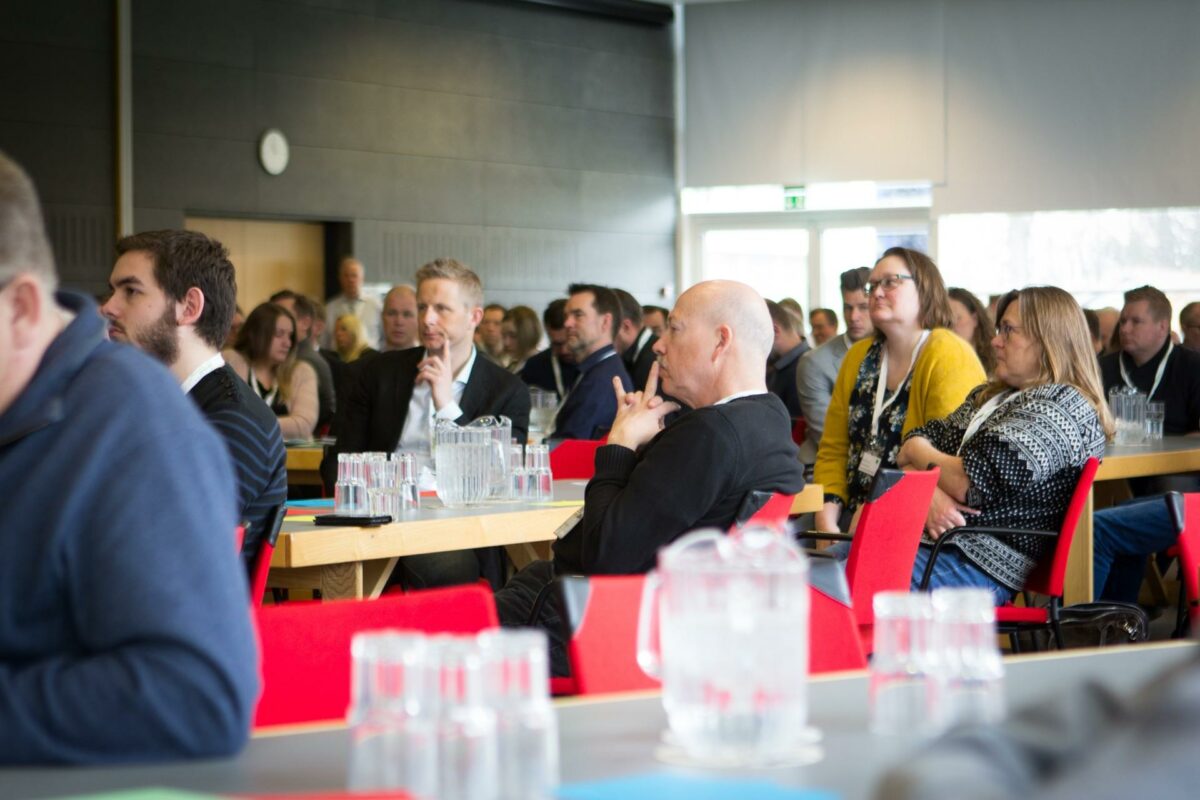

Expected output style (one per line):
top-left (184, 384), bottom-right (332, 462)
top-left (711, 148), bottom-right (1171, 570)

top-left (556, 774), bottom-right (838, 800)
top-left (287, 498), bottom-right (335, 508)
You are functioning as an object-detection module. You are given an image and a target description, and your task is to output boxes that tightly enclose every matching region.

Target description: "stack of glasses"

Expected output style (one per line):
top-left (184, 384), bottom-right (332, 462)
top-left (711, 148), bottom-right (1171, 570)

top-left (869, 588), bottom-right (1005, 737)
top-left (334, 452), bottom-right (420, 517)
top-left (347, 628), bottom-right (558, 800)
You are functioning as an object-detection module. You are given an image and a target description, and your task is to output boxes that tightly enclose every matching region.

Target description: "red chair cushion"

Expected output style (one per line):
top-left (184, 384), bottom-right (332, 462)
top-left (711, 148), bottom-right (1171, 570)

top-left (548, 439), bottom-right (605, 480)
top-left (996, 605), bottom-right (1048, 624)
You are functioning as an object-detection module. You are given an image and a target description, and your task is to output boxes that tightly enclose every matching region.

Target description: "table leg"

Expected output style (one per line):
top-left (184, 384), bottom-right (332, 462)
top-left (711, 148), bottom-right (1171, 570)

top-left (1064, 490), bottom-right (1095, 605)
top-left (362, 558), bottom-right (399, 599)
top-left (319, 562), bottom-right (365, 600)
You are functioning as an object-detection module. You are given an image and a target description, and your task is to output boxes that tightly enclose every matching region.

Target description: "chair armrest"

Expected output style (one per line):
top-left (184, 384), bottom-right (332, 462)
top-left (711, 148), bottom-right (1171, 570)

top-left (804, 549), bottom-right (839, 560)
top-left (801, 531), bottom-right (855, 542)
top-left (916, 526), bottom-right (1056, 590)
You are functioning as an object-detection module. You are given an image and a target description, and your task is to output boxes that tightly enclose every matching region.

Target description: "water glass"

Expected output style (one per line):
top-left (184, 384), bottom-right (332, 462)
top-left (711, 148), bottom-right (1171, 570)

top-left (870, 592), bottom-right (936, 736)
top-left (367, 457), bottom-right (399, 517)
top-left (528, 388), bottom-right (558, 444)
top-left (508, 444), bottom-right (527, 500)
top-left (430, 637), bottom-right (500, 800)
top-left (929, 588), bottom-right (1004, 729)
top-left (524, 444), bottom-right (553, 501)
top-left (1145, 401), bottom-right (1165, 441)
top-left (335, 452), bottom-right (367, 515)
top-left (346, 632), bottom-right (438, 795)
top-left (478, 630), bottom-right (559, 800)
top-left (396, 451), bottom-right (420, 511)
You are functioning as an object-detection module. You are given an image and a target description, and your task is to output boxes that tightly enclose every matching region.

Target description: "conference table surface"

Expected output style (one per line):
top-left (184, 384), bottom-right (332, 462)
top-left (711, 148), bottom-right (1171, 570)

top-left (270, 479), bottom-right (825, 600)
top-left (1065, 436), bottom-right (1200, 604)
top-left (3, 642), bottom-right (1193, 799)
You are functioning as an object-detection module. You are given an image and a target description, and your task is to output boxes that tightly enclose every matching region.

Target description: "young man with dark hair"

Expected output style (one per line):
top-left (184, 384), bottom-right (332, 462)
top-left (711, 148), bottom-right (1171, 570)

top-left (612, 287), bottom-right (658, 392)
top-left (104, 230), bottom-right (288, 571)
top-left (552, 283), bottom-right (632, 440)
top-left (0, 151), bottom-right (257, 763)
top-left (520, 298), bottom-right (579, 399)
top-left (642, 304), bottom-right (669, 339)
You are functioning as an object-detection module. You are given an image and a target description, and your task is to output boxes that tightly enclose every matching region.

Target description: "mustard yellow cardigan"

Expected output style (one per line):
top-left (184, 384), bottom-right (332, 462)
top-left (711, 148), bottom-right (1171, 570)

top-left (813, 328), bottom-right (986, 506)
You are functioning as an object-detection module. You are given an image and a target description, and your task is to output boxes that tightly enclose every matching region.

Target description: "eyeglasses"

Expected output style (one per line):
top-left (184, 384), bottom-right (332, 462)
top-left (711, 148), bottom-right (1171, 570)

top-left (865, 274), bottom-right (914, 295)
top-left (995, 322), bottom-right (1025, 341)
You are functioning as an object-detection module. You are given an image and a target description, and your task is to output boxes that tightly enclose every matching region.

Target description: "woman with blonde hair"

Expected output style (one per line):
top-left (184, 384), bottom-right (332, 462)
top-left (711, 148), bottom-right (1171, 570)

top-left (815, 247), bottom-right (986, 531)
top-left (224, 302), bottom-right (318, 440)
top-left (897, 286), bottom-right (1113, 603)
top-left (333, 313), bottom-right (374, 363)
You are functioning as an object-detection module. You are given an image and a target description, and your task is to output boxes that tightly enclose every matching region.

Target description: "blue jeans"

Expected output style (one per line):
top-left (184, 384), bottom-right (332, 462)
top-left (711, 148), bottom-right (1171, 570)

top-left (823, 541), bottom-right (1012, 605)
top-left (1092, 495), bottom-right (1175, 603)
top-left (910, 544), bottom-right (1014, 606)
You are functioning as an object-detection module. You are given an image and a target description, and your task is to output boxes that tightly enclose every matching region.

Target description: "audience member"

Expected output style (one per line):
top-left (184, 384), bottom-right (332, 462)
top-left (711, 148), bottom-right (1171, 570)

top-left (326, 258), bottom-right (530, 588)
top-left (225, 303), bottom-right (319, 440)
top-left (1083, 307), bottom-right (1104, 355)
top-left (225, 304), bottom-right (244, 349)
top-left (271, 290), bottom-right (336, 433)
top-left (333, 313), bottom-right (373, 363)
top-left (1095, 306), bottom-right (1119, 354)
top-left (795, 267), bottom-right (873, 466)
top-left (613, 288), bottom-right (658, 392)
top-left (642, 304), bottom-right (668, 339)
top-left (381, 284), bottom-right (419, 351)
top-left (896, 287), bottom-right (1111, 603)
top-left (809, 307), bottom-right (838, 346)
top-left (778, 297), bottom-right (808, 342)
top-left (520, 298), bottom-right (579, 400)
top-left (501, 304), bottom-right (541, 374)
top-left (814, 247), bottom-right (985, 532)
top-left (1099, 286), bottom-right (1200, 440)
top-left (0, 151), bottom-right (257, 763)
top-left (476, 302), bottom-right (507, 364)
top-left (765, 299), bottom-right (808, 418)
top-left (551, 283), bottom-right (632, 440)
top-left (103, 230), bottom-right (287, 574)
top-left (324, 256), bottom-right (381, 349)
top-left (1180, 300), bottom-right (1200, 351)
top-left (495, 281), bottom-right (806, 666)
top-left (948, 287), bottom-right (997, 375)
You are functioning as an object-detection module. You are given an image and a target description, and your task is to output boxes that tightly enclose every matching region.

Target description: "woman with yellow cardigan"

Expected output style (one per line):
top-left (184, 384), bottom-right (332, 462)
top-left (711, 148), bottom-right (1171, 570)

top-left (814, 247), bottom-right (985, 532)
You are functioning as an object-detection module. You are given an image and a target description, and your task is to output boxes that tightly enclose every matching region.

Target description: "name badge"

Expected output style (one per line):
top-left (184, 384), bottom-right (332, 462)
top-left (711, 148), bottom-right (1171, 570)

top-left (858, 450), bottom-right (882, 478)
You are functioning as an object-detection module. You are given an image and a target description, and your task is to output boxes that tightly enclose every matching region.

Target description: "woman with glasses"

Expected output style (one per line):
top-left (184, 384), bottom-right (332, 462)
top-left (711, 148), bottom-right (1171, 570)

top-left (224, 302), bottom-right (319, 440)
top-left (814, 247), bottom-right (985, 532)
top-left (896, 286), bottom-right (1112, 602)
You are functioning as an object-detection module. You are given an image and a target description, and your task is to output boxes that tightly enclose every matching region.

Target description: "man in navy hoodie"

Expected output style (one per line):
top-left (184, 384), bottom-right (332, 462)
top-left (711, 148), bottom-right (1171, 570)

top-left (0, 151), bottom-right (258, 763)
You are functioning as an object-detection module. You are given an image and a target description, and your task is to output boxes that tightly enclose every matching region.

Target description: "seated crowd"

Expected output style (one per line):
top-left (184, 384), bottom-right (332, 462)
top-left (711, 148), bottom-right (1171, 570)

top-left (5, 137), bottom-right (1200, 776)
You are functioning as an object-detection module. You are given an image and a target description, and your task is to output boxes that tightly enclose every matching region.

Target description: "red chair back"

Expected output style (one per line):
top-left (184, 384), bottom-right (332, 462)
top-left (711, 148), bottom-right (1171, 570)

top-left (1021, 457), bottom-right (1100, 598)
top-left (790, 418), bottom-right (807, 447)
top-left (234, 524), bottom-right (246, 553)
top-left (1174, 493), bottom-right (1200, 622)
top-left (559, 574), bottom-right (659, 696)
top-left (842, 468), bottom-right (939, 633)
top-left (253, 585), bottom-right (499, 728)
top-left (248, 504), bottom-right (287, 606)
top-left (744, 492), bottom-right (796, 528)
top-left (548, 439), bottom-right (605, 480)
top-left (808, 557), bottom-right (867, 673)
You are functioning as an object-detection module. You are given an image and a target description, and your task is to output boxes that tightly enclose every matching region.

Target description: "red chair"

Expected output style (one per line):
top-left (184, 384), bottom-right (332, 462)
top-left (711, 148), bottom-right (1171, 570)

top-left (1167, 492), bottom-right (1200, 637)
top-left (743, 491), bottom-right (796, 529)
top-left (790, 418), bottom-right (807, 448)
top-left (558, 574), bottom-right (658, 696)
top-left (548, 439), bottom-right (605, 480)
top-left (807, 557), bottom-right (868, 672)
top-left (809, 468), bottom-right (940, 654)
top-left (253, 585), bottom-right (499, 728)
top-left (918, 457), bottom-right (1101, 650)
top-left (248, 503), bottom-right (287, 606)
top-left (234, 524), bottom-right (246, 553)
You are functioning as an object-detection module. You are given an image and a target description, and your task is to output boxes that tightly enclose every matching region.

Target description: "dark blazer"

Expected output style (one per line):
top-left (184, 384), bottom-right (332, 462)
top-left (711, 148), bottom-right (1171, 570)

top-left (322, 346), bottom-right (531, 488)
top-left (623, 331), bottom-right (659, 393)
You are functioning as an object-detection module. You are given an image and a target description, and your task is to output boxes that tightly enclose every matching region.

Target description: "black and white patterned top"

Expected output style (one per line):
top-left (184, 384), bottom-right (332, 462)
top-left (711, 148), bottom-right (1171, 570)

top-left (842, 339), bottom-right (913, 513)
top-left (907, 383), bottom-right (1106, 591)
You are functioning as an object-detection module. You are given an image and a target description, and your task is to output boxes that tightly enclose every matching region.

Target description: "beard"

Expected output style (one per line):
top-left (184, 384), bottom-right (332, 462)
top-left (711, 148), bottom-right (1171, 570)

top-left (136, 304), bottom-right (180, 366)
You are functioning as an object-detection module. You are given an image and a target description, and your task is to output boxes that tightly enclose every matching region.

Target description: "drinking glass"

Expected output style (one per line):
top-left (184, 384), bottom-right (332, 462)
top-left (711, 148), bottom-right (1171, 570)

top-left (870, 592), bottom-right (936, 736)
top-left (1145, 401), bottom-right (1165, 441)
top-left (395, 451), bottom-right (420, 511)
top-left (429, 637), bottom-right (500, 800)
top-left (528, 389), bottom-right (558, 444)
top-left (929, 588), bottom-right (1005, 730)
top-left (524, 444), bottom-right (552, 501)
top-left (335, 452), bottom-right (367, 515)
top-left (508, 443), bottom-right (527, 501)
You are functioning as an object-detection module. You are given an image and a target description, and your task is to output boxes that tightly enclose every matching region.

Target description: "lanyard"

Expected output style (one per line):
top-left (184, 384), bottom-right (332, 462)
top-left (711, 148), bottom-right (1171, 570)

top-left (551, 354), bottom-right (565, 398)
top-left (957, 390), bottom-right (1018, 455)
top-left (1119, 340), bottom-right (1173, 400)
top-left (871, 330), bottom-right (930, 436)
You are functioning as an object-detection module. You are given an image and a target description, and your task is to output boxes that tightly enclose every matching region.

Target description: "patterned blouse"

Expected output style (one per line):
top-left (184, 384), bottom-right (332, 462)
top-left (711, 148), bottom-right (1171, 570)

top-left (842, 338), bottom-right (914, 513)
top-left (907, 383), bottom-right (1107, 591)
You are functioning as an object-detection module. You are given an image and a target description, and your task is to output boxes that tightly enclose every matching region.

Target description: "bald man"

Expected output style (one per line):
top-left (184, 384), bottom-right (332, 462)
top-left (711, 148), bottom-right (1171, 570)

top-left (497, 281), bottom-right (806, 644)
top-left (381, 285), bottom-right (419, 351)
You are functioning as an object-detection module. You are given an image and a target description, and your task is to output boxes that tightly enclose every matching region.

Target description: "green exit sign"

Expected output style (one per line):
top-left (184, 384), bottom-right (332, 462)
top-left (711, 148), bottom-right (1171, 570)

top-left (784, 186), bottom-right (805, 210)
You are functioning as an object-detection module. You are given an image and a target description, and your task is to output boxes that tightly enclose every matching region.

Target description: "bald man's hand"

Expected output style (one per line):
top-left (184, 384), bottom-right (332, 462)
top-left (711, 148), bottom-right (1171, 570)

top-left (606, 362), bottom-right (680, 452)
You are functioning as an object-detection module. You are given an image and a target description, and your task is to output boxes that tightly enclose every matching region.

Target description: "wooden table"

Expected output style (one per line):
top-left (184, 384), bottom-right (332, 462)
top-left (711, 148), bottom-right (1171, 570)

top-left (285, 445), bottom-right (324, 487)
top-left (270, 481), bottom-right (587, 600)
top-left (1065, 436), bottom-right (1200, 604)
top-left (4, 642), bottom-right (1193, 800)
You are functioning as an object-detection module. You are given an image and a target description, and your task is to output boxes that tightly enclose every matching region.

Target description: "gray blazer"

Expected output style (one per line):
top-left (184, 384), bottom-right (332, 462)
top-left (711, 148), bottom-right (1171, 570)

top-left (794, 334), bottom-right (853, 464)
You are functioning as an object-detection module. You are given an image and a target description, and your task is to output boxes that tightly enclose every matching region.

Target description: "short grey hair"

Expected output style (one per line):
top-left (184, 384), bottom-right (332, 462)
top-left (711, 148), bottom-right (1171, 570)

top-left (0, 151), bottom-right (57, 288)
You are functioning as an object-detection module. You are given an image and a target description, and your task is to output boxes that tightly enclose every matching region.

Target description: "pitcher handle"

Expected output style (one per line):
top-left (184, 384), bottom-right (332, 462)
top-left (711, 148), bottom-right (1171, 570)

top-left (636, 569), bottom-right (663, 679)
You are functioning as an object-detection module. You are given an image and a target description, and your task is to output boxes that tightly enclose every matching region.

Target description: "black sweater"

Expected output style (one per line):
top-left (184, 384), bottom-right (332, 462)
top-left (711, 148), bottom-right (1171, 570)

top-left (553, 392), bottom-right (806, 574)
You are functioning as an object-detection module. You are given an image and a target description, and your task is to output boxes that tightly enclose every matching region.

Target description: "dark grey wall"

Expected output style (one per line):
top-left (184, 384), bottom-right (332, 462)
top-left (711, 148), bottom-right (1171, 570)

top-left (0, 1), bottom-right (114, 294)
top-left (0, 0), bottom-right (676, 305)
top-left (133, 0), bottom-right (677, 309)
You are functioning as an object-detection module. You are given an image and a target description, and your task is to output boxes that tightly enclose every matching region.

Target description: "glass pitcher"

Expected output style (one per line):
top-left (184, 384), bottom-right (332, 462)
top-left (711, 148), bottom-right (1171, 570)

top-left (636, 526), bottom-right (810, 766)
top-left (434, 421), bottom-right (491, 508)
top-left (467, 415), bottom-right (512, 501)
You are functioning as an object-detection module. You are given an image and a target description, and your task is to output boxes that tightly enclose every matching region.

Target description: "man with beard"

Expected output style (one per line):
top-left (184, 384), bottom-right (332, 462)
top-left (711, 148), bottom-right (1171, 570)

top-left (550, 283), bottom-right (632, 441)
top-left (102, 230), bottom-right (287, 573)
